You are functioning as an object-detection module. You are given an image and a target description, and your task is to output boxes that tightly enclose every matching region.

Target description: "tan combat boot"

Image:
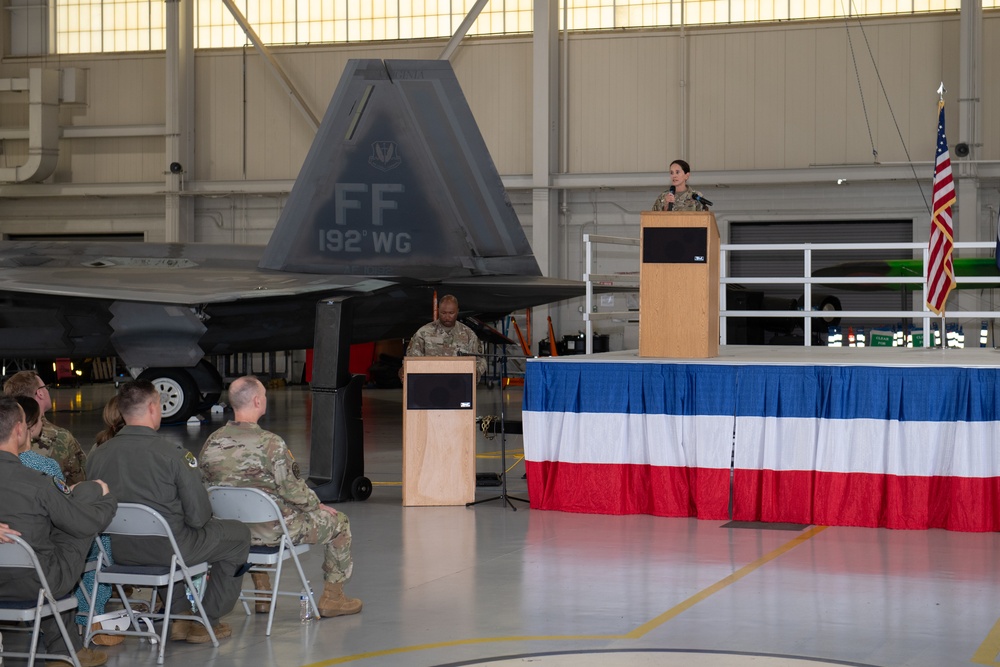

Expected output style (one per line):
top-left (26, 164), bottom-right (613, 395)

top-left (169, 619), bottom-right (195, 641)
top-left (251, 572), bottom-right (272, 613)
top-left (317, 582), bottom-right (362, 618)
top-left (185, 621), bottom-right (232, 644)
top-left (90, 623), bottom-right (125, 646)
top-left (75, 647), bottom-right (109, 667)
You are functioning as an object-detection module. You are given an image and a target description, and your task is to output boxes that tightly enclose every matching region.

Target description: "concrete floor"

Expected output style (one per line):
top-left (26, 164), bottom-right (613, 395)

top-left (9, 381), bottom-right (1000, 667)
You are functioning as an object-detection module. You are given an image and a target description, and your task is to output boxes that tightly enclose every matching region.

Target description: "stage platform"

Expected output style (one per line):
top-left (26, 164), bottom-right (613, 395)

top-left (522, 346), bottom-right (1000, 532)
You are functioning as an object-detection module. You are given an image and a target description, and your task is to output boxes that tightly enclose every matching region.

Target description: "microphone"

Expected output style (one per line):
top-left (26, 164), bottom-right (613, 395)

top-left (667, 185), bottom-right (675, 211)
top-left (692, 193), bottom-right (714, 207)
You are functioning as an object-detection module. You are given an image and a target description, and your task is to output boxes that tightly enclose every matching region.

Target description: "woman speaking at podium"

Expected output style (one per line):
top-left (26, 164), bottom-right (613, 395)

top-left (652, 159), bottom-right (710, 212)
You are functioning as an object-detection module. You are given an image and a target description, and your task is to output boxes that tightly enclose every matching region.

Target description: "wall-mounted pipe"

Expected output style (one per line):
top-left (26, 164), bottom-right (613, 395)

top-left (0, 69), bottom-right (60, 183)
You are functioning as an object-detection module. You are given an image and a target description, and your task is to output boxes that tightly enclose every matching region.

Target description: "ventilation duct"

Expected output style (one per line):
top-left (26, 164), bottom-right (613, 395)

top-left (0, 68), bottom-right (60, 183)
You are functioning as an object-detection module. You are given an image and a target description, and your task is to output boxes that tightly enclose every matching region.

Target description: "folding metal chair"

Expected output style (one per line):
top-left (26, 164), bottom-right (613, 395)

top-left (208, 486), bottom-right (319, 635)
top-left (0, 534), bottom-right (82, 667)
top-left (83, 503), bottom-right (217, 664)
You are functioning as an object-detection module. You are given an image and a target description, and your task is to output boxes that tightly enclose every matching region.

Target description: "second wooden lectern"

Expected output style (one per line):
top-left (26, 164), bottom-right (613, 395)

top-left (402, 356), bottom-right (477, 506)
top-left (639, 211), bottom-right (720, 358)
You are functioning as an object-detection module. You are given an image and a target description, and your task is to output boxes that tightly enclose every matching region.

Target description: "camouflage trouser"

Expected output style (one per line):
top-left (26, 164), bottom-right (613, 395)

top-left (285, 509), bottom-right (353, 584)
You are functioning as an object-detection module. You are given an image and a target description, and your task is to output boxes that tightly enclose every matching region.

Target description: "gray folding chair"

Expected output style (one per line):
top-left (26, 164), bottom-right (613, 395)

top-left (0, 534), bottom-right (82, 667)
top-left (83, 503), bottom-right (217, 664)
top-left (208, 486), bottom-right (319, 635)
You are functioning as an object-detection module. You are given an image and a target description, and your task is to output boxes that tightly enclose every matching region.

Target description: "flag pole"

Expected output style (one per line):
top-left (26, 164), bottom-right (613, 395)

top-left (994, 205), bottom-right (1000, 347)
top-left (937, 82), bottom-right (946, 350)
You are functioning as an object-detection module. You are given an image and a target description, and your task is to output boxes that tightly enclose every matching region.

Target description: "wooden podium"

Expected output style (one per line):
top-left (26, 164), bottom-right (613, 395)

top-left (402, 357), bottom-right (476, 506)
top-left (639, 211), bottom-right (720, 358)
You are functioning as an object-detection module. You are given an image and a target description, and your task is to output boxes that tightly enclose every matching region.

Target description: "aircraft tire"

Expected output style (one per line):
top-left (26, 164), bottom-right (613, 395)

top-left (197, 392), bottom-right (222, 412)
top-left (350, 476), bottom-right (373, 501)
top-left (818, 295), bottom-right (842, 327)
top-left (138, 368), bottom-right (198, 424)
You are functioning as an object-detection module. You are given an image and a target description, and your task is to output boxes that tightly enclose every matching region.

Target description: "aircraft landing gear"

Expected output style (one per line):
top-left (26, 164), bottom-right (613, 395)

top-left (137, 360), bottom-right (223, 424)
top-left (138, 367), bottom-right (198, 423)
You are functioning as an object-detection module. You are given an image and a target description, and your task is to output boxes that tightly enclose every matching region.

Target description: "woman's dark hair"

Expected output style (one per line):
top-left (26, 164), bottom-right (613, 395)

top-left (670, 159), bottom-right (691, 174)
top-left (14, 395), bottom-right (40, 428)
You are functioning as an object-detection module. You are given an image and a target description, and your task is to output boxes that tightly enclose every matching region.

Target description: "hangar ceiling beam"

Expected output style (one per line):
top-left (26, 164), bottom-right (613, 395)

top-left (956, 0), bottom-right (981, 243)
top-left (165, 0), bottom-right (195, 242)
top-left (532, 0), bottom-right (562, 329)
top-left (439, 0), bottom-right (490, 60)
top-left (218, 0), bottom-right (320, 132)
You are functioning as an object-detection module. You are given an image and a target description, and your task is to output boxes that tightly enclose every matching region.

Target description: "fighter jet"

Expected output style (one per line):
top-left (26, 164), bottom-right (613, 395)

top-left (0, 59), bottom-right (587, 421)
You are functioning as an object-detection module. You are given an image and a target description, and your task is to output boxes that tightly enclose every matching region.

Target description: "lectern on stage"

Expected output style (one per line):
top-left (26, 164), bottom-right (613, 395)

top-left (402, 357), bottom-right (477, 506)
top-left (639, 211), bottom-right (720, 358)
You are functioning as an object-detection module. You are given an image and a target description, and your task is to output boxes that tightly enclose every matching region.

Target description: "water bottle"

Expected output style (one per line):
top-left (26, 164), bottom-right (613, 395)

top-left (299, 583), bottom-right (313, 622)
top-left (187, 574), bottom-right (205, 613)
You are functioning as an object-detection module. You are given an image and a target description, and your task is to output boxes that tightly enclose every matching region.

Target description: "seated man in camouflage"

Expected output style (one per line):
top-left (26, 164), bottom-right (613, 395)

top-left (199, 376), bottom-right (362, 618)
top-left (401, 294), bottom-right (486, 380)
top-left (3, 371), bottom-right (88, 485)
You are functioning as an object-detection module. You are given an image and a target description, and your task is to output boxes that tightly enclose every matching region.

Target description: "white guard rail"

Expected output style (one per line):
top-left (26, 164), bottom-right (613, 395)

top-left (583, 236), bottom-right (1000, 350)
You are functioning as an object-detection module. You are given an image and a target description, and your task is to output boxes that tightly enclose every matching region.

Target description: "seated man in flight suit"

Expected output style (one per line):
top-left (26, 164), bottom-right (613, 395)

top-left (0, 396), bottom-right (117, 667)
top-left (87, 380), bottom-right (251, 644)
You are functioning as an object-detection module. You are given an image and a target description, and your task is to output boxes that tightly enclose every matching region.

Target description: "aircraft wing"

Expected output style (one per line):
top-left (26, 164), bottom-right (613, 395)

top-left (0, 240), bottom-right (594, 366)
top-left (0, 241), bottom-right (396, 305)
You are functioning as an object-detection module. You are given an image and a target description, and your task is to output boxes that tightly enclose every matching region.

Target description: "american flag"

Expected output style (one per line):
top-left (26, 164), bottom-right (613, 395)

top-left (926, 100), bottom-right (956, 316)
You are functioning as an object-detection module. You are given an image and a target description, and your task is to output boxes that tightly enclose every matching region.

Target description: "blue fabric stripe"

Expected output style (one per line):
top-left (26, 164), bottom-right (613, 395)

top-left (523, 361), bottom-right (1000, 422)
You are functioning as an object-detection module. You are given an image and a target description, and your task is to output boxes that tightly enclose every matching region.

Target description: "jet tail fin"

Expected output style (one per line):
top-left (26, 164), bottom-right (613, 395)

top-left (260, 59), bottom-right (540, 279)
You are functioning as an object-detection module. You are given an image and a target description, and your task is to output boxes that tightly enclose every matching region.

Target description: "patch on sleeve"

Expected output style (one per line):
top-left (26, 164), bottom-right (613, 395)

top-left (53, 477), bottom-right (71, 495)
top-left (285, 449), bottom-right (302, 479)
top-left (184, 451), bottom-right (199, 468)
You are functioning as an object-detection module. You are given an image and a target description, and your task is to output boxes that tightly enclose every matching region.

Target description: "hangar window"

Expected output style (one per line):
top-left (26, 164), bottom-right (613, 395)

top-left (8, 0), bottom-right (993, 55)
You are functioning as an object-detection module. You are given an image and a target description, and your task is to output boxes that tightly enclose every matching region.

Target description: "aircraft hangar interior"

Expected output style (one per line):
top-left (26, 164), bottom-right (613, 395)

top-left (2, 1), bottom-right (1000, 666)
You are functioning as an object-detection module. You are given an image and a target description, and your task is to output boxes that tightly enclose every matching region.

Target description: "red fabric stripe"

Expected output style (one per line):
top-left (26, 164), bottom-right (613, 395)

top-left (525, 461), bottom-right (730, 519)
top-left (527, 462), bottom-right (1000, 532)
top-left (735, 469), bottom-right (1000, 532)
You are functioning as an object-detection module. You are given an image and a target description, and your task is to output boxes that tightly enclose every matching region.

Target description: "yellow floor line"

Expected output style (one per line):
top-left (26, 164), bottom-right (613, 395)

top-left (626, 525), bottom-right (827, 638)
top-left (476, 450), bottom-right (525, 460)
top-left (971, 616), bottom-right (1000, 665)
top-left (301, 524), bottom-right (827, 667)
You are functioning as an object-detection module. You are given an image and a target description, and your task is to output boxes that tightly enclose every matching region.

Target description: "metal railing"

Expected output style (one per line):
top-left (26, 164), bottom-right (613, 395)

top-left (583, 234), bottom-right (640, 353)
top-left (583, 236), bottom-right (1000, 350)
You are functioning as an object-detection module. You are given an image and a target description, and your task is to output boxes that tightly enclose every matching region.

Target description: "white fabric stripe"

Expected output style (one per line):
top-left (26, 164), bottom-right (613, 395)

top-left (525, 411), bottom-right (1000, 479)
top-left (735, 416), bottom-right (1000, 478)
top-left (523, 411), bottom-right (735, 468)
